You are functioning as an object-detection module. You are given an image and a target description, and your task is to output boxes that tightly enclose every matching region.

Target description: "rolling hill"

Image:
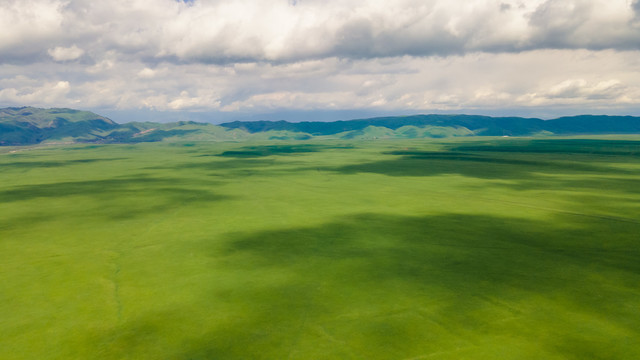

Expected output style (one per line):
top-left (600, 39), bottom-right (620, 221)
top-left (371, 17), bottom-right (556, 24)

top-left (0, 107), bottom-right (118, 145)
top-left (219, 114), bottom-right (640, 136)
top-left (0, 107), bottom-right (247, 145)
top-left (2, 107), bottom-right (640, 146)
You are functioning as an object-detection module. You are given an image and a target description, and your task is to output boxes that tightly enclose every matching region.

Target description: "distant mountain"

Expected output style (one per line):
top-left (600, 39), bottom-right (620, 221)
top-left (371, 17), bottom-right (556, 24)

top-left (544, 115), bottom-right (640, 134)
top-left (0, 107), bottom-right (248, 145)
top-left (219, 115), bottom-right (546, 136)
top-left (219, 114), bottom-right (640, 136)
top-left (2, 107), bottom-right (640, 146)
top-left (0, 107), bottom-right (118, 145)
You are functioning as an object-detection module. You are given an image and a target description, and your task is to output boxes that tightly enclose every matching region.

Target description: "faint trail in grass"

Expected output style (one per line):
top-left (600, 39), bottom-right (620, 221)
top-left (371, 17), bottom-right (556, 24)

top-left (284, 281), bottom-right (372, 360)
top-left (286, 284), bottom-right (320, 360)
top-left (103, 194), bottom-right (197, 323)
top-left (419, 312), bottom-right (477, 348)
top-left (113, 263), bottom-right (123, 321)
top-left (475, 294), bottom-right (523, 315)
top-left (108, 250), bottom-right (123, 323)
top-left (314, 325), bottom-right (348, 346)
top-left (402, 346), bottom-right (474, 360)
top-left (314, 325), bottom-right (366, 359)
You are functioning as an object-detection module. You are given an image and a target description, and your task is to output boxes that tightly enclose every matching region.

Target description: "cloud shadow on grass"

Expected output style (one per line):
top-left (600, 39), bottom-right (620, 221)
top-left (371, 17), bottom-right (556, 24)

top-left (214, 144), bottom-right (354, 158)
top-left (322, 139), bottom-right (640, 204)
top-left (147, 158), bottom-right (300, 179)
top-left (0, 157), bottom-right (129, 171)
top-left (169, 158), bottom-right (278, 171)
top-left (333, 150), bottom-right (637, 180)
top-left (0, 175), bottom-right (231, 224)
top-left (448, 139), bottom-right (640, 156)
top-left (162, 212), bottom-right (640, 359)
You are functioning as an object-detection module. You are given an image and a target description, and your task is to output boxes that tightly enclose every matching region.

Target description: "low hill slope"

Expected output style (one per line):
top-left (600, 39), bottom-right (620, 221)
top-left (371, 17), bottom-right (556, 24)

top-left (219, 115), bottom-right (547, 136)
top-left (0, 109), bottom-right (249, 145)
top-left (2, 107), bottom-right (640, 146)
top-left (113, 121), bottom-right (251, 143)
top-left (220, 114), bottom-right (640, 137)
top-left (0, 107), bottom-right (118, 145)
top-left (545, 115), bottom-right (640, 135)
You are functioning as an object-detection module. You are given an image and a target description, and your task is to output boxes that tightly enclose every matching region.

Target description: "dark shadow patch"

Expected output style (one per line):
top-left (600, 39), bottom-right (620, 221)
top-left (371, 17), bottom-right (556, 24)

top-left (449, 139), bottom-right (640, 156)
top-left (0, 175), bottom-right (231, 222)
top-left (216, 144), bottom-right (353, 158)
top-left (330, 139), bottom-right (640, 181)
top-left (331, 154), bottom-right (547, 179)
top-left (169, 212), bottom-right (640, 359)
top-left (147, 158), bottom-right (292, 179)
top-left (63, 145), bottom-right (106, 150)
top-left (174, 158), bottom-right (277, 170)
top-left (0, 158), bottom-right (128, 170)
top-left (384, 150), bottom-right (553, 166)
top-left (224, 212), bottom-right (640, 282)
top-left (0, 176), bottom-right (223, 202)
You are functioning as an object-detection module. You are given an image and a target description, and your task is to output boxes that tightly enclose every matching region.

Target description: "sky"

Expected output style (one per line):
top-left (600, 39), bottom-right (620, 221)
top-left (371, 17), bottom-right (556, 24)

top-left (1, 0), bottom-right (640, 123)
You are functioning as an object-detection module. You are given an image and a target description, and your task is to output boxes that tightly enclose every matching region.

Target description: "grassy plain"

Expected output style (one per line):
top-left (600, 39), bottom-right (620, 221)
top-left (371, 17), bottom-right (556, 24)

top-left (1, 137), bottom-right (640, 359)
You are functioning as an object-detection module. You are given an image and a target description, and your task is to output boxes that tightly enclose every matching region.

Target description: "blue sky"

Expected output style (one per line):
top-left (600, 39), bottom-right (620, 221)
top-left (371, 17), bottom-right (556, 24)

top-left (1, 0), bottom-right (640, 123)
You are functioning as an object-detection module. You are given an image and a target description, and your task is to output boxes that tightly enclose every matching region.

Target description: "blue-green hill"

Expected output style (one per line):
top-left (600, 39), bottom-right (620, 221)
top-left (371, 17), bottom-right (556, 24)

top-left (219, 114), bottom-right (640, 136)
top-left (0, 109), bottom-right (247, 145)
top-left (0, 107), bottom-right (118, 145)
top-left (2, 107), bottom-right (640, 145)
top-left (220, 115), bottom-right (545, 136)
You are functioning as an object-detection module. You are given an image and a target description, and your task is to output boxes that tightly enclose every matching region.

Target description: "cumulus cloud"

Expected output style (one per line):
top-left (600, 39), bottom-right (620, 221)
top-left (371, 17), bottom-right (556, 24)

top-left (0, 0), bottom-right (66, 62)
top-left (137, 67), bottom-right (157, 78)
top-left (1, 0), bottom-right (640, 116)
top-left (0, 80), bottom-right (73, 106)
top-left (2, 48), bottom-right (640, 115)
top-left (2, 0), bottom-right (639, 65)
top-left (143, 0), bottom-right (640, 62)
top-left (545, 79), bottom-right (625, 99)
top-left (48, 45), bottom-right (85, 61)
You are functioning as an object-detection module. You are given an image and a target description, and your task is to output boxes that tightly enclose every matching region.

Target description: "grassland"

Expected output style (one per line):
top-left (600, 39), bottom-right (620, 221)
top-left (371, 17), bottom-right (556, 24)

top-left (1, 137), bottom-right (639, 359)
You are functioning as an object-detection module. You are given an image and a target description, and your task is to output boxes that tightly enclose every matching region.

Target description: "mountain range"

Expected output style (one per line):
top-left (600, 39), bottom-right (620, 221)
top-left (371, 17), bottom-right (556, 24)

top-left (2, 107), bottom-right (640, 146)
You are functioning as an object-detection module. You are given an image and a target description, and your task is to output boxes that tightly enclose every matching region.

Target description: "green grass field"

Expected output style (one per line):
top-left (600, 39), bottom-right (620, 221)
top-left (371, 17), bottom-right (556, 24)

top-left (1, 138), bottom-right (640, 359)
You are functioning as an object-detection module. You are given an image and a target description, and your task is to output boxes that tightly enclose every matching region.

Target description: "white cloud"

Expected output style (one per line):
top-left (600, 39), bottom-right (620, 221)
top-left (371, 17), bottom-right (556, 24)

top-left (86, 59), bottom-right (115, 74)
top-left (167, 90), bottom-right (220, 110)
top-left (48, 45), bottom-right (85, 61)
top-left (4, 48), bottom-right (640, 114)
top-left (1, 0), bottom-right (640, 117)
top-left (0, 80), bottom-right (72, 105)
top-left (536, 79), bottom-right (627, 101)
top-left (3, 0), bottom-right (640, 64)
top-left (137, 67), bottom-right (157, 78)
top-left (0, 0), bottom-right (66, 51)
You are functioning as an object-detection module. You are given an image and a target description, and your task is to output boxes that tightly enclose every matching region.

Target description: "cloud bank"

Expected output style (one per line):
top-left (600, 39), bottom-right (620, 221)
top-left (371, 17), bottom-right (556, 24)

top-left (1, 0), bottom-right (639, 119)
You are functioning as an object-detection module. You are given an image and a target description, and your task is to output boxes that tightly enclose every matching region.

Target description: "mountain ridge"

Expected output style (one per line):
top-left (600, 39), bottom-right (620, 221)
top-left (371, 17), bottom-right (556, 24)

top-left (2, 107), bottom-right (640, 146)
top-left (219, 114), bottom-right (640, 136)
